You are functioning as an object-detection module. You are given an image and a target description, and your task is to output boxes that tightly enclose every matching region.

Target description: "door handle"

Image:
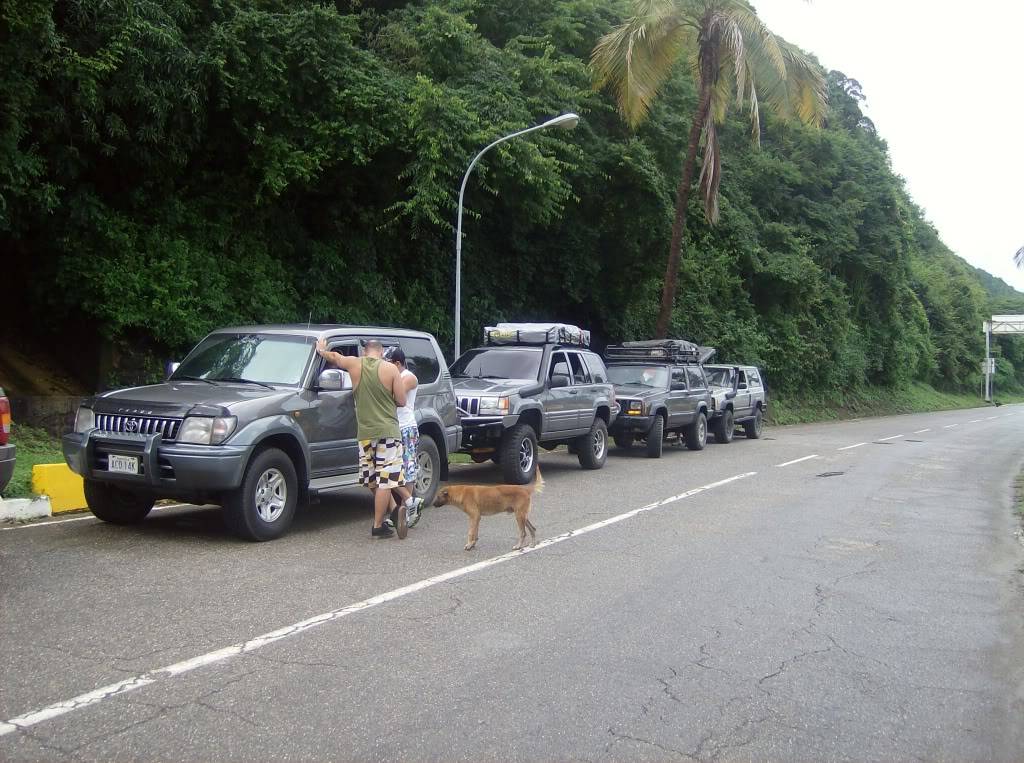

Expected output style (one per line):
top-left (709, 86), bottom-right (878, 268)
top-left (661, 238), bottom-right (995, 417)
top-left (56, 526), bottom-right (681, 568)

top-left (569, 390), bottom-right (579, 394)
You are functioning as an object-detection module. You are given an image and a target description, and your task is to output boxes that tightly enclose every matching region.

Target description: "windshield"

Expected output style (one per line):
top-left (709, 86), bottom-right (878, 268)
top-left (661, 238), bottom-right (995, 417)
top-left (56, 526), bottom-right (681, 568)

top-left (607, 365), bottom-right (669, 388)
top-left (450, 348), bottom-right (542, 380)
top-left (173, 334), bottom-right (312, 386)
top-left (704, 367), bottom-right (735, 387)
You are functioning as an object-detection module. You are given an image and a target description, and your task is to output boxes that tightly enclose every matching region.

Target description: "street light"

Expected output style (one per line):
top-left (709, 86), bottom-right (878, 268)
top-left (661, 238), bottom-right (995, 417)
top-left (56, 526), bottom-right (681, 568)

top-left (453, 112), bottom-right (580, 360)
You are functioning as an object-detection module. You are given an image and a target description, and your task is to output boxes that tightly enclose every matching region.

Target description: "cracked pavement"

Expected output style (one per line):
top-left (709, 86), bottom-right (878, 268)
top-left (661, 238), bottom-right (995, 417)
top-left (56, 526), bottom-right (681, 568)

top-left (1, 405), bottom-right (1023, 761)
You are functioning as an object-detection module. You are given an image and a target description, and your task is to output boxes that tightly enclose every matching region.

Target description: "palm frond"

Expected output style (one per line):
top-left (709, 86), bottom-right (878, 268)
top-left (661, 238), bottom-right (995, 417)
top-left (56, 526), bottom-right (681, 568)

top-left (1015, 246), bottom-right (1024, 269)
top-left (698, 109), bottom-right (722, 223)
top-left (591, 0), bottom-right (690, 128)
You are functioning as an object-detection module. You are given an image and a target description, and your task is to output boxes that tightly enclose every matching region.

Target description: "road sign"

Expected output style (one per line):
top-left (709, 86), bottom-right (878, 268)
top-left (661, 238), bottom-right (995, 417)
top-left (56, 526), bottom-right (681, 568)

top-left (990, 315), bottom-right (1024, 335)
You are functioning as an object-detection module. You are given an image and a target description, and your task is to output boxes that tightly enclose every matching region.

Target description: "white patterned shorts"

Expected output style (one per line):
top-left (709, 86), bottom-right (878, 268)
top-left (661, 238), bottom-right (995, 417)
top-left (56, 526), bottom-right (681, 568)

top-left (400, 426), bottom-right (418, 483)
top-left (359, 438), bottom-right (406, 489)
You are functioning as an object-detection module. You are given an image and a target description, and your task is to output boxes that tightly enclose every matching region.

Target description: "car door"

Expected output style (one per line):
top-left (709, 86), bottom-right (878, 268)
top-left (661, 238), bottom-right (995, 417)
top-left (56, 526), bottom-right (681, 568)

top-left (542, 352), bottom-right (577, 435)
top-left (666, 366), bottom-right (691, 427)
top-left (745, 367), bottom-right (764, 412)
top-left (303, 340), bottom-right (359, 478)
top-left (567, 352), bottom-right (595, 430)
top-left (685, 365), bottom-right (709, 418)
top-left (734, 368), bottom-right (751, 417)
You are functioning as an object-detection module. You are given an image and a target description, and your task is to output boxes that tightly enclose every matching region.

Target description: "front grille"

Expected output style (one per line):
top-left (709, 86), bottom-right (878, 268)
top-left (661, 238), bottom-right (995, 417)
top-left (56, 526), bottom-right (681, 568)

top-left (458, 397), bottom-right (480, 416)
top-left (95, 413), bottom-right (182, 440)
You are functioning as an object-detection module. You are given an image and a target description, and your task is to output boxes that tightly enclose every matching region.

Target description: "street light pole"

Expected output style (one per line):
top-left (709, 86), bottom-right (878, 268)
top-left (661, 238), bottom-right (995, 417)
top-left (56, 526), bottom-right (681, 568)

top-left (454, 112), bottom-right (579, 360)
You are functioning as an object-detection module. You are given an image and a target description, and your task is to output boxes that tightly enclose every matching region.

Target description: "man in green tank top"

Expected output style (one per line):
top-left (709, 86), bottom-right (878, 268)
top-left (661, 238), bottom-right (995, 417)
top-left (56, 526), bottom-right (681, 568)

top-left (315, 338), bottom-right (418, 539)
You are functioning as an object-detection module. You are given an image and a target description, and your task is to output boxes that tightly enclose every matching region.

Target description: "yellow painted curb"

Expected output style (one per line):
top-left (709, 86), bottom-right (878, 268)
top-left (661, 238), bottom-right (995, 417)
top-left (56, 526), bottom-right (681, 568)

top-left (31, 463), bottom-right (87, 514)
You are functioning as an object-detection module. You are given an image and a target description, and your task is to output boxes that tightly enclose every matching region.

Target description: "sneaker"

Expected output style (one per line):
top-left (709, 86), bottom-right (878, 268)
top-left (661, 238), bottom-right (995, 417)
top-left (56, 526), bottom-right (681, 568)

top-left (397, 502), bottom-right (408, 539)
top-left (406, 497), bottom-right (424, 528)
top-left (372, 524), bottom-right (394, 539)
top-left (384, 507), bottom-right (398, 530)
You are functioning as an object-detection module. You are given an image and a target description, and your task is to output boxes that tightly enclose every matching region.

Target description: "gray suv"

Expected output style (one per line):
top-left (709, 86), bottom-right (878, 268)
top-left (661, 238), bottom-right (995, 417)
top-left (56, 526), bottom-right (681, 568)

top-left (605, 341), bottom-right (712, 457)
top-left (62, 326), bottom-right (460, 541)
top-left (451, 328), bottom-right (616, 484)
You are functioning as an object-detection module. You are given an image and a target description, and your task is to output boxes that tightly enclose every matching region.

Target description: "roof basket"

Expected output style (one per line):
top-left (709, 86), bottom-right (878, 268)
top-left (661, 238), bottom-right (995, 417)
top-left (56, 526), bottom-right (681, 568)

top-left (605, 339), bottom-right (704, 364)
top-left (484, 322), bottom-right (590, 347)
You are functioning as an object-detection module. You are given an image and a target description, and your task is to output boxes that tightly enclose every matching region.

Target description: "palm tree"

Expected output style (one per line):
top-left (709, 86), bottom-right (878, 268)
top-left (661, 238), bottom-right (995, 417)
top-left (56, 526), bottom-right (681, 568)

top-left (592, 0), bottom-right (828, 337)
top-left (1015, 246), bottom-right (1024, 268)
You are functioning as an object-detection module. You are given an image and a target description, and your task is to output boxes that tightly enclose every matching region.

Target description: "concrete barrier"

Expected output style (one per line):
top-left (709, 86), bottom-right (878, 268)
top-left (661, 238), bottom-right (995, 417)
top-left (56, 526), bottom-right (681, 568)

top-left (0, 495), bottom-right (51, 522)
top-left (31, 463), bottom-right (87, 514)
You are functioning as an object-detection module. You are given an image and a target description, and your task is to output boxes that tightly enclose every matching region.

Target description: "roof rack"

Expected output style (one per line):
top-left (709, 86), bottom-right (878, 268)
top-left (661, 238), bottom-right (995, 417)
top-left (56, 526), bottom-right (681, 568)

top-left (484, 322), bottom-right (590, 348)
top-left (605, 339), bottom-right (703, 364)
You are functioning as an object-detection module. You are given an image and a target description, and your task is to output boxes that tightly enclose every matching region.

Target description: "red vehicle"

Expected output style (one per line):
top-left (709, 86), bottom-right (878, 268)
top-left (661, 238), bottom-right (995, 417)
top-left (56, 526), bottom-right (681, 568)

top-left (0, 386), bottom-right (14, 494)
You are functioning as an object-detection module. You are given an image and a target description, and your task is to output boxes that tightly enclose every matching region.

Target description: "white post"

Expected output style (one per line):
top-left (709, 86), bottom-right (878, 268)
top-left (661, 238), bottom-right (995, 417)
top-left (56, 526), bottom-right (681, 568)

top-left (984, 321), bottom-right (991, 402)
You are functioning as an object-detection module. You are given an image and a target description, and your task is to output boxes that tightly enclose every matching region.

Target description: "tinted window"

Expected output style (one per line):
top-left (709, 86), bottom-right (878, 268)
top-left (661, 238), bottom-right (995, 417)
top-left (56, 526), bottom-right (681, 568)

top-left (671, 367), bottom-right (687, 388)
top-left (685, 366), bottom-right (706, 390)
top-left (568, 353), bottom-right (591, 384)
top-left (397, 337), bottom-right (441, 383)
top-left (583, 352), bottom-right (608, 383)
top-left (737, 370), bottom-right (748, 387)
top-left (549, 352), bottom-right (571, 380)
top-left (450, 348), bottom-right (542, 380)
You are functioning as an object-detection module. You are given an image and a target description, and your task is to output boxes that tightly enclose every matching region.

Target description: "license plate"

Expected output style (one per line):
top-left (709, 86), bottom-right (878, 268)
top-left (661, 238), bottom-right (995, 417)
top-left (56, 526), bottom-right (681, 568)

top-left (108, 454), bottom-right (139, 474)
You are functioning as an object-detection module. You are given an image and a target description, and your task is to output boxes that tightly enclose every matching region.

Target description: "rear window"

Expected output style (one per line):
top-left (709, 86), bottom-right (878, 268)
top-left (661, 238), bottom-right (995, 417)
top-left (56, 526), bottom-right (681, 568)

top-left (397, 337), bottom-right (441, 384)
top-left (583, 352), bottom-right (608, 383)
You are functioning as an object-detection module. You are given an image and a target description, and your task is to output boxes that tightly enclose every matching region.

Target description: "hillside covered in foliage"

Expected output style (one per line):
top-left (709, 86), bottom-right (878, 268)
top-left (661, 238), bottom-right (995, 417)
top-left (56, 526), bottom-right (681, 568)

top-left (2, 0), bottom-right (1021, 394)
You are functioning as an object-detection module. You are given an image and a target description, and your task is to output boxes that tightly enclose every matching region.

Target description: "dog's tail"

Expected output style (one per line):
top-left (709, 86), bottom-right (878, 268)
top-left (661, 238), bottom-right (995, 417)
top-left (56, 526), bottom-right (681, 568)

top-left (530, 463), bottom-right (544, 494)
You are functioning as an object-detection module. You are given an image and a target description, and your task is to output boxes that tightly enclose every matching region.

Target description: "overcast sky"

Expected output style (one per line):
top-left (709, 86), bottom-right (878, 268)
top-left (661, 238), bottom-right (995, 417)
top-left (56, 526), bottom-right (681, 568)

top-left (753, 0), bottom-right (1024, 294)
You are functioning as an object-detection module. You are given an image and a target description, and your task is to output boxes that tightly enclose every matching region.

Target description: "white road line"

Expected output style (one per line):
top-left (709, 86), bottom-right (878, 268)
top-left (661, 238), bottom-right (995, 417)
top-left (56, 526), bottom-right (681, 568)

top-left (913, 429), bottom-right (931, 434)
top-left (943, 424), bottom-right (958, 429)
top-left (837, 443), bottom-right (867, 451)
top-left (776, 455), bottom-right (819, 467)
top-left (969, 419), bottom-right (984, 423)
top-left (0, 471), bottom-right (757, 737)
top-left (1, 503), bottom-right (195, 531)
top-left (985, 416), bottom-right (998, 420)
top-left (877, 434), bottom-right (904, 442)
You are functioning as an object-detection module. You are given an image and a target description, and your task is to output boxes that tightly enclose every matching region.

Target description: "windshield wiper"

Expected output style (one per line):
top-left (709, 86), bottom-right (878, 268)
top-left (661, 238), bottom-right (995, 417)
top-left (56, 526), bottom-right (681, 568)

top-left (213, 377), bottom-right (276, 390)
top-left (172, 375), bottom-right (218, 385)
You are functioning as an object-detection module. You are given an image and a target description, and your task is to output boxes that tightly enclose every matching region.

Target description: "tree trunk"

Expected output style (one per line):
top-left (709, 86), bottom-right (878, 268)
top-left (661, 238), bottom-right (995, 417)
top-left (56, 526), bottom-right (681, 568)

top-left (653, 78), bottom-right (713, 338)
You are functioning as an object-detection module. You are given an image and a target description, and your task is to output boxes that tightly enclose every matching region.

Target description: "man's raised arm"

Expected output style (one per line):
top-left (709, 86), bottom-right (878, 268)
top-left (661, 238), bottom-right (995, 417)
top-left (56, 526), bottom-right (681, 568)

top-left (315, 338), bottom-right (360, 374)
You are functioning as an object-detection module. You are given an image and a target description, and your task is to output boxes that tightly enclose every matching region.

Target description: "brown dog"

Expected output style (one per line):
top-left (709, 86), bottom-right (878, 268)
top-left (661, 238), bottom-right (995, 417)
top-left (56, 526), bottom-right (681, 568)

top-left (433, 466), bottom-right (544, 551)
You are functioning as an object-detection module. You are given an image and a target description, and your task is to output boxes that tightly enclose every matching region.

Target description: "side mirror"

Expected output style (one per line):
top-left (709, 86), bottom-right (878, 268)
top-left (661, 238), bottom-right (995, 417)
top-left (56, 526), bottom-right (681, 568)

top-left (318, 369), bottom-right (350, 391)
top-left (549, 374), bottom-right (570, 389)
top-left (670, 381), bottom-right (686, 391)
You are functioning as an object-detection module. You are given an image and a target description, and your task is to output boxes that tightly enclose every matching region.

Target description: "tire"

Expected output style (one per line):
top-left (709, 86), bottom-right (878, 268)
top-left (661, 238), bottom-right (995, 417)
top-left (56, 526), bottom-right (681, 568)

top-left (500, 424), bottom-right (537, 485)
top-left (413, 434), bottom-right (441, 507)
top-left (223, 447), bottom-right (298, 542)
top-left (684, 412), bottom-right (708, 451)
top-left (744, 406), bottom-right (764, 439)
top-left (613, 434), bottom-right (634, 449)
top-left (577, 418), bottom-right (608, 470)
top-left (645, 415), bottom-right (665, 458)
top-left (713, 409), bottom-right (735, 444)
top-left (84, 480), bottom-right (155, 525)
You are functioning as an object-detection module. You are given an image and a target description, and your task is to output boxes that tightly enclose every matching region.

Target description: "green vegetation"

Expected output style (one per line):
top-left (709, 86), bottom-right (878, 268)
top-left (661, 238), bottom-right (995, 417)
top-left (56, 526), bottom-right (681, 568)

top-left (2, 0), bottom-right (1022, 397)
top-left (2, 425), bottom-right (64, 500)
top-left (770, 384), bottom-right (1023, 426)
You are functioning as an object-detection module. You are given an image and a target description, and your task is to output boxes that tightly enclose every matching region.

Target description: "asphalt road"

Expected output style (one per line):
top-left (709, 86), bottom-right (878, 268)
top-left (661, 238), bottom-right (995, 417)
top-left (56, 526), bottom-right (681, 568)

top-left (2, 405), bottom-right (1023, 762)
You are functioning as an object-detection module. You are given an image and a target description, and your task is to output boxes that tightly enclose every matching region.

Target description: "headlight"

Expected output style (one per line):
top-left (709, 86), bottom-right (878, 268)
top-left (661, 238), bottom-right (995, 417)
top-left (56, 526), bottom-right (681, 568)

top-left (626, 400), bottom-right (645, 415)
top-left (74, 407), bottom-right (95, 433)
top-left (178, 416), bottom-right (237, 445)
top-left (478, 397), bottom-right (510, 415)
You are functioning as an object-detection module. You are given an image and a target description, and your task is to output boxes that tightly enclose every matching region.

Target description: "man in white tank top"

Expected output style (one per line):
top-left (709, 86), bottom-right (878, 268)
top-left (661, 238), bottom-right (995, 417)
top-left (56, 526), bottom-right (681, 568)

top-left (385, 348), bottom-right (424, 528)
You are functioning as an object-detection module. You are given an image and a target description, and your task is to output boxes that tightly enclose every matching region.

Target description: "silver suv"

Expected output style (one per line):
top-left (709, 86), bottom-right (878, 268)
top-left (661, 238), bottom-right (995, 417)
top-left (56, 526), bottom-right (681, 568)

top-left (62, 326), bottom-right (460, 541)
top-left (704, 364), bottom-right (767, 442)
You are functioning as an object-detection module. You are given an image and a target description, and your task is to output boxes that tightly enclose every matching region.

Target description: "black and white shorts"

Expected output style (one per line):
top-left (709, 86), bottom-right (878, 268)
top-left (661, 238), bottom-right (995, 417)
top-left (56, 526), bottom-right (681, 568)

top-left (359, 438), bottom-right (406, 489)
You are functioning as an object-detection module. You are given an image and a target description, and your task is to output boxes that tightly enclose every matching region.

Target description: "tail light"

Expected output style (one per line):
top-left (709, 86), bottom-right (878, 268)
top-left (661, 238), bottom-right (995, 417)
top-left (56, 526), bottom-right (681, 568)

top-left (0, 395), bottom-right (10, 446)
